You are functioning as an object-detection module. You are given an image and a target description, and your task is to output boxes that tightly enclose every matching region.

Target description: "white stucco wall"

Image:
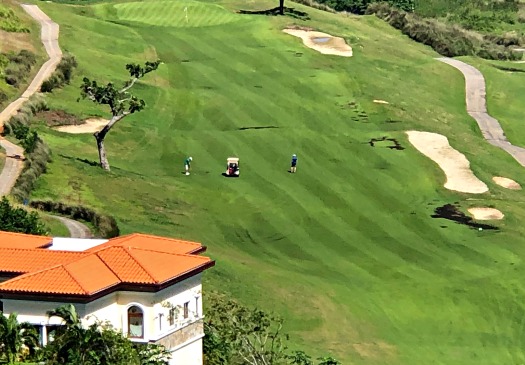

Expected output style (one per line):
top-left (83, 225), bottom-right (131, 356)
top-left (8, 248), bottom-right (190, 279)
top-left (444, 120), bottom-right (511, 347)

top-left (2, 274), bottom-right (203, 341)
top-left (170, 337), bottom-right (203, 365)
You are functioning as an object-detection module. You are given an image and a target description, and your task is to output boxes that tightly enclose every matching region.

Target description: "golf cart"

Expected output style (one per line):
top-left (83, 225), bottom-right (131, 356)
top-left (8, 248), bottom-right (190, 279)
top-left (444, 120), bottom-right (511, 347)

top-left (225, 157), bottom-right (240, 177)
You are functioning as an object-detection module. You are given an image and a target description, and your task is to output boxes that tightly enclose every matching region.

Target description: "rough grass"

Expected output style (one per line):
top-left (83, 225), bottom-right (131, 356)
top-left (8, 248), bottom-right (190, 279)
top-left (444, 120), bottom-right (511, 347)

top-left (27, 0), bottom-right (525, 363)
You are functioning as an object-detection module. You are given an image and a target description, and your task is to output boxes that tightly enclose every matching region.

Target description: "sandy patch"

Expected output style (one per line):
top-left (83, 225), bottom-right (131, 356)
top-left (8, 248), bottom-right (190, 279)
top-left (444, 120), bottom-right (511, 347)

top-left (406, 131), bottom-right (488, 194)
top-left (493, 176), bottom-right (521, 190)
top-left (54, 118), bottom-right (108, 134)
top-left (468, 207), bottom-right (504, 220)
top-left (373, 99), bottom-right (389, 104)
top-left (283, 29), bottom-right (353, 57)
top-left (353, 341), bottom-right (396, 359)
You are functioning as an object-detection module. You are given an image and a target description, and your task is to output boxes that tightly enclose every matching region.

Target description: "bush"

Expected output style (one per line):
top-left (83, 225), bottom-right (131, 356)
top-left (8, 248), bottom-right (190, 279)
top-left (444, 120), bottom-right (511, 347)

top-left (3, 50), bottom-right (37, 87)
top-left (305, 0), bottom-right (414, 14)
top-left (0, 196), bottom-right (47, 235)
top-left (366, 2), bottom-right (523, 60)
top-left (11, 136), bottom-right (51, 201)
top-left (29, 200), bottom-right (120, 238)
top-left (41, 53), bottom-right (78, 93)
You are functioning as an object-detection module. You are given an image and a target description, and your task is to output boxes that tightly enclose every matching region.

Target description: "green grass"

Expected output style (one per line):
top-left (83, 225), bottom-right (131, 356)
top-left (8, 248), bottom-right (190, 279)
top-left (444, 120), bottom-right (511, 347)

top-left (40, 214), bottom-right (71, 237)
top-left (25, 0), bottom-right (525, 363)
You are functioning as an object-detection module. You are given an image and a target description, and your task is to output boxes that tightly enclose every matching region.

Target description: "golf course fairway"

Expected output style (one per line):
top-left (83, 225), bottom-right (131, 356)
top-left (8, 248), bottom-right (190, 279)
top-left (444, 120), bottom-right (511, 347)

top-left (24, 0), bottom-right (525, 363)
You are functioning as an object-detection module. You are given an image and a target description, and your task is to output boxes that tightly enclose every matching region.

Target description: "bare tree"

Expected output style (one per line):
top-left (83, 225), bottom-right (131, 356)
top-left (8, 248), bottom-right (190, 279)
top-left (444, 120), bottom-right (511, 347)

top-left (80, 60), bottom-right (161, 171)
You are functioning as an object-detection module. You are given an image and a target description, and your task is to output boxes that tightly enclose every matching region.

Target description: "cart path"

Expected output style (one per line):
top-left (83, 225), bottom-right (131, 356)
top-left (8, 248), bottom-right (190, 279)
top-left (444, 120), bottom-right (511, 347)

top-left (51, 215), bottom-right (93, 238)
top-left (438, 57), bottom-right (525, 167)
top-left (0, 4), bottom-right (62, 196)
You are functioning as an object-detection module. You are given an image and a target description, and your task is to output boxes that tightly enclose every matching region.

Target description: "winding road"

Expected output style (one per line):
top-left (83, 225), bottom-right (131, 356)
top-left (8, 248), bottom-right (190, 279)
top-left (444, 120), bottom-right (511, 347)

top-left (51, 215), bottom-right (93, 238)
top-left (438, 57), bottom-right (525, 167)
top-left (0, 5), bottom-right (91, 238)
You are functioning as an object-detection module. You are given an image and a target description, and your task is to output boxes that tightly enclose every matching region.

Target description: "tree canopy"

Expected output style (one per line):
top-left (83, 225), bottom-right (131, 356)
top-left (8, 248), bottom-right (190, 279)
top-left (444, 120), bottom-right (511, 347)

top-left (0, 196), bottom-right (47, 235)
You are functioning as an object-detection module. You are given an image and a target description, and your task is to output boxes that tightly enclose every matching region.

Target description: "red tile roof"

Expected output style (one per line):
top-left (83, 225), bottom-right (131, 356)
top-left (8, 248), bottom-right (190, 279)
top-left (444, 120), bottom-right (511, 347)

top-left (0, 231), bottom-right (214, 297)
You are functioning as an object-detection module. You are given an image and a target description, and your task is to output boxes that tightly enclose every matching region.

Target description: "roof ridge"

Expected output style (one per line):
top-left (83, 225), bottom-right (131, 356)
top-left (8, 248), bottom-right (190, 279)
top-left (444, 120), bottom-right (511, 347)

top-left (62, 264), bottom-right (89, 294)
top-left (128, 246), bottom-right (210, 260)
top-left (132, 233), bottom-right (201, 245)
top-left (122, 247), bottom-right (157, 282)
top-left (92, 249), bottom-right (126, 281)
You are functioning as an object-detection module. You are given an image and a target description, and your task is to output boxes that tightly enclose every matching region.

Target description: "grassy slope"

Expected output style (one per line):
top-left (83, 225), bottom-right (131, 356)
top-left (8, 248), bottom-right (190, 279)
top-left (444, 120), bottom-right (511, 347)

top-left (27, 0), bottom-right (525, 363)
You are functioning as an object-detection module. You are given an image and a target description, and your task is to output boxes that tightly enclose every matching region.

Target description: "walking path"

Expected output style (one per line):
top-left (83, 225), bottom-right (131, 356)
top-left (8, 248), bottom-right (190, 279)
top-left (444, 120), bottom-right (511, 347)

top-left (438, 57), bottom-right (525, 167)
top-left (0, 5), bottom-right (92, 238)
top-left (51, 215), bottom-right (93, 238)
top-left (0, 5), bottom-right (62, 195)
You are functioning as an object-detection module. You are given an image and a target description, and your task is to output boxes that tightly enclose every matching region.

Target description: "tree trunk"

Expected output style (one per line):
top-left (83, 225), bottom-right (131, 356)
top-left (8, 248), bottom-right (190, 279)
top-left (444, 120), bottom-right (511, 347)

top-left (279, 0), bottom-right (284, 14)
top-left (94, 132), bottom-right (110, 171)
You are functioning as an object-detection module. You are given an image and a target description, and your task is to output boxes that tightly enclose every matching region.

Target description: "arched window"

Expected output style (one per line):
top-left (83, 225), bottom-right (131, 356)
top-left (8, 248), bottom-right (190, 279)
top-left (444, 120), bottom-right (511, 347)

top-left (128, 306), bottom-right (144, 339)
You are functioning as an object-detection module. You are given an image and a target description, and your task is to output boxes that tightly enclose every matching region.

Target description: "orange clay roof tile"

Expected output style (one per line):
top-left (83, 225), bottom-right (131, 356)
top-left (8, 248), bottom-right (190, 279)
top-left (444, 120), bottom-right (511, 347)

top-left (86, 233), bottom-right (203, 254)
top-left (0, 231), bottom-right (213, 296)
top-left (0, 231), bottom-right (52, 249)
top-left (0, 248), bottom-right (85, 273)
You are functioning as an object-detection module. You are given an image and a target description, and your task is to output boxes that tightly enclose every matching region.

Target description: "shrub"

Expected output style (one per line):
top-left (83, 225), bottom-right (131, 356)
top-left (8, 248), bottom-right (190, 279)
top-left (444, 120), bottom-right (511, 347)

top-left (29, 200), bottom-right (120, 238)
top-left (366, 2), bottom-right (522, 60)
top-left (3, 50), bottom-right (37, 87)
top-left (0, 196), bottom-right (47, 235)
top-left (41, 53), bottom-right (78, 93)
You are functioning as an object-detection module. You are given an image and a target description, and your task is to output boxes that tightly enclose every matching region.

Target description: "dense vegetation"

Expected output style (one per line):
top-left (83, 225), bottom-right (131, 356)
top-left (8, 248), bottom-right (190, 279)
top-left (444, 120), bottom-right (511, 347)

top-left (0, 4), bottom-right (29, 33)
top-left (0, 196), bottom-right (47, 235)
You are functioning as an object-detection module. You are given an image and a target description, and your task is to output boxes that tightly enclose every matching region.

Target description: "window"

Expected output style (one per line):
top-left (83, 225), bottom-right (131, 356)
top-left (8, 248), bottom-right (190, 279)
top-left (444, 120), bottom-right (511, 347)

top-left (128, 306), bottom-right (144, 339)
top-left (159, 313), bottom-right (163, 331)
top-left (195, 297), bottom-right (199, 317)
top-left (169, 308), bottom-right (175, 326)
top-left (183, 302), bottom-right (189, 319)
top-left (0, 300), bottom-right (3, 312)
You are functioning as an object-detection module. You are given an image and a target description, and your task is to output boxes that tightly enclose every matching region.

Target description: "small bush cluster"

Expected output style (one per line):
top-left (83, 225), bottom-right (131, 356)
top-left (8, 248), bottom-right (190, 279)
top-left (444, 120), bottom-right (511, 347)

top-left (4, 49), bottom-right (37, 87)
top-left (41, 53), bottom-right (78, 93)
top-left (366, 2), bottom-right (522, 60)
top-left (305, 0), bottom-right (414, 14)
top-left (29, 200), bottom-right (120, 238)
top-left (0, 5), bottom-right (30, 33)
top-left (3, 96), bottom-right (53, 202)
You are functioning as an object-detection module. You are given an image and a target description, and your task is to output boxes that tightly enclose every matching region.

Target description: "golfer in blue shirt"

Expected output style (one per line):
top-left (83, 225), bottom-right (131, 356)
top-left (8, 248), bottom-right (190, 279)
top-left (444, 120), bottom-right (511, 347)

top-left (290, 154), bottom-right (297, 173)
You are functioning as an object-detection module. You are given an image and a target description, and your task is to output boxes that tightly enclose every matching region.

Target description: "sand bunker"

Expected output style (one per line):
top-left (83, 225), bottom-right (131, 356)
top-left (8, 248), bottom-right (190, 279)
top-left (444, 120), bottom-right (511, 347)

top-left (373, 100), bottom-right (389, 104)
top-left (283, 29), bottom-right (353, 57)
top-left (493, 176), bottom-right (521, 190)
top-left (468, 207), bottom-right (504, 220)
top-left (54, 118), bottom-right (107, 134)
top-left (406, 131), bottom-right (489, 194)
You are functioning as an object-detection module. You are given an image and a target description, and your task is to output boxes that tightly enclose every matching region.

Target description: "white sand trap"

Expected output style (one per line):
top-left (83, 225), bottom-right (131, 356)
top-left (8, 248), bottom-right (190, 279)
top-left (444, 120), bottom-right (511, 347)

top-left (373, 99), bottom-right (389, 104)
top-left (406, 131), bottom-right (489, 194)
top-left (283, 29), bottom-right (353, 57)
top-left (54, 118), bottom-right (108, 134)
top-left (468, 207), bottom-right (504, 220)
top-left (493, 176), bottom-right (521, 190)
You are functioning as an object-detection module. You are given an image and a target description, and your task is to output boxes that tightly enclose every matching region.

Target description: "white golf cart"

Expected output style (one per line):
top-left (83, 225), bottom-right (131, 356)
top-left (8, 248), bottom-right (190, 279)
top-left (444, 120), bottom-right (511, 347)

top-left (225, 157), bottom-right (240, 177)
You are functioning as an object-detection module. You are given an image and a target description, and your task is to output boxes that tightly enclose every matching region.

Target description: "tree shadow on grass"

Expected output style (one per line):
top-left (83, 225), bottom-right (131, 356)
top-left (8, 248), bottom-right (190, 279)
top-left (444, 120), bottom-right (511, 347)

top-left (238, 6), bottom-right (310, 20)
top-left (59, 154), bottom-right (99, 167)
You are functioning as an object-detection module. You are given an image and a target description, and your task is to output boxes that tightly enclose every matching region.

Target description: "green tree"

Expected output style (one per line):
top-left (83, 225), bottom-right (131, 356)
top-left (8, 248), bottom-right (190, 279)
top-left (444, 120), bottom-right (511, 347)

top-left (0, 197), bottom-right (47, 235)
top-left (80, 60), bottom-right (161, 171)
top-left (204, 291), bottom-right (341, 365)
top-left (44, 304), bottom-right (171, 365)
top-left (0, 312), bottom-right (39, 364)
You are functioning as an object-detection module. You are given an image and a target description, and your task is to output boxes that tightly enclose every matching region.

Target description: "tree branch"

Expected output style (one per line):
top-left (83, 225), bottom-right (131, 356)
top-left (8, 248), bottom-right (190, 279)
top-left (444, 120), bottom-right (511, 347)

top-left (120, 77), bottom-right (138, 94)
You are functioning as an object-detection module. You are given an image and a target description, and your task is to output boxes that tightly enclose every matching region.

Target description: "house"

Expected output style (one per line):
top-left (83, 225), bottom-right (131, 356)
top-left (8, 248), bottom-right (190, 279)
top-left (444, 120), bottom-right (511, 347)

top-left (0, 231), bottom-right (215, 365)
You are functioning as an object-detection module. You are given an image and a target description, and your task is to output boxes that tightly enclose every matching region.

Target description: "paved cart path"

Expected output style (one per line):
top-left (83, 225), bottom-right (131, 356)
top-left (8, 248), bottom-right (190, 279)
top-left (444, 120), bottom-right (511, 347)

top-left (438, 57), bottom-right (525, 167)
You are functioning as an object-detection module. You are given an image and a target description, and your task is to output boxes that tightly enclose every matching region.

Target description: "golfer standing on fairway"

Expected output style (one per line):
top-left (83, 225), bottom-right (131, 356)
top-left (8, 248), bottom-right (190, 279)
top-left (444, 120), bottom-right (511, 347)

top-left (290, 154), bottom-right (297, 173)
top-left (184, 156), bottom-right (192, 175)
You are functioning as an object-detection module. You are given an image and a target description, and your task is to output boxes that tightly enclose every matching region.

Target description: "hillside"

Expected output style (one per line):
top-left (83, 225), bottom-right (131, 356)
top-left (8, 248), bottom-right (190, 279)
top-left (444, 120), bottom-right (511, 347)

top-left (16, 0), bottom-right (525, 363)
